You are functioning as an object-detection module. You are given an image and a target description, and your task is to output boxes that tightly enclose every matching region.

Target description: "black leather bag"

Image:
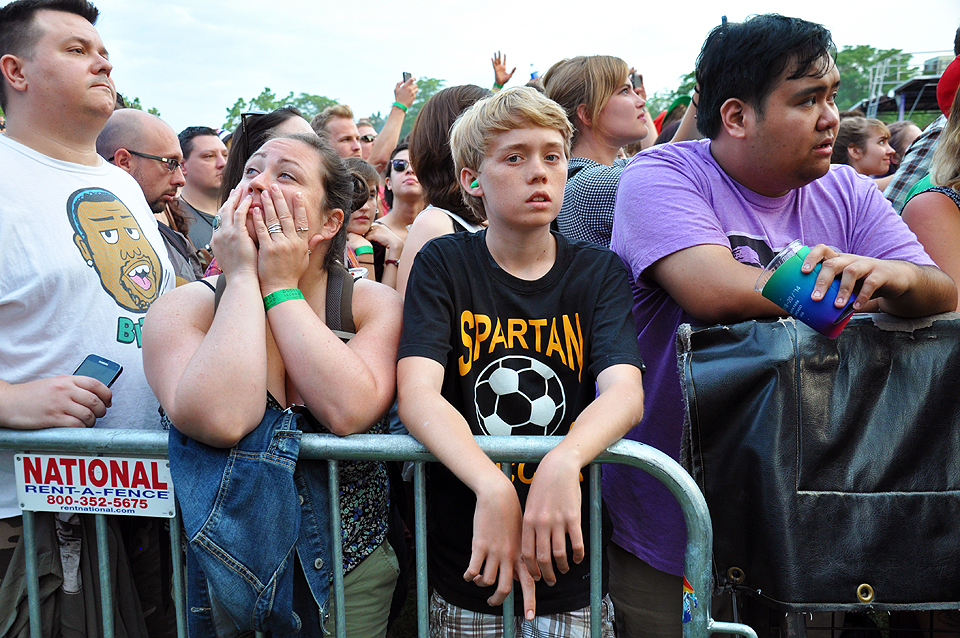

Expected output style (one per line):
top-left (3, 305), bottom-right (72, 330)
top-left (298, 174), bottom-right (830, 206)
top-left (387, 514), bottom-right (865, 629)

top-left (678, 314), bottom-right (960, 611)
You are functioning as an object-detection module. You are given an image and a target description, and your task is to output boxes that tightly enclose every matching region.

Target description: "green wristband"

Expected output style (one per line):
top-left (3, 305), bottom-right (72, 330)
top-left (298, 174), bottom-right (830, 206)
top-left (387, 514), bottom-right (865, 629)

top-left (392, 101), bottom-right (408, 113)
top-left (493, 82), bottom-right (504, 90)
top-left (263, 288), bottom-right (304, 311)
top-left (354, 245), bottom-right (374, 256)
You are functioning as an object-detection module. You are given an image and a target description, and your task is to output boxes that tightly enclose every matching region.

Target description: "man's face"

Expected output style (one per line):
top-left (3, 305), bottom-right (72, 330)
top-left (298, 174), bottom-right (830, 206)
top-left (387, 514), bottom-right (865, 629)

top-left (73, 196), bottom-right (162, 312)
top-left (357, 124), bottom-right (377, 160)
top-left (470, 126), bottom-right (567, 230)
top-left (129, 124), bottom-right (185, 213)
top-left (20, 10), bottom-right (115, 122)
top-left (325, 117), bottom-right (362, 158)
top-left (745, 56), bottom-right (840, 196)
top-left (181, 135), bottom-right (227, 194)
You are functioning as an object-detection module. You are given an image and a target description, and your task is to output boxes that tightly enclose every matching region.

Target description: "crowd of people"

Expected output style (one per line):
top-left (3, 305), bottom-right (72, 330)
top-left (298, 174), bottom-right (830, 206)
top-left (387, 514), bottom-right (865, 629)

top-left (2, 0), bottom-right (960, 637)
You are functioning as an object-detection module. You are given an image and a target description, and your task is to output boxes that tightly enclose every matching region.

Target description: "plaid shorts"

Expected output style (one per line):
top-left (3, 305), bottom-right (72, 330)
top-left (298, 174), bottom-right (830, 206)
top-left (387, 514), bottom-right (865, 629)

top-left (429, 590), bottom-right (616, 638)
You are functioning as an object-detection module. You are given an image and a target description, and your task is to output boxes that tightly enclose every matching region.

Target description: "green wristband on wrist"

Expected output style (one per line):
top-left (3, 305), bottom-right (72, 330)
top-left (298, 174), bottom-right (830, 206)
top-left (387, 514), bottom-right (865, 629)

top-left (392, 101), bottom-right (408, 113)
top-left (354, 245), bottom-right (374, 256)
top-left (493, 82), bottom-right (504, 90)
top-left (263, 288), bottom-right (304, 311)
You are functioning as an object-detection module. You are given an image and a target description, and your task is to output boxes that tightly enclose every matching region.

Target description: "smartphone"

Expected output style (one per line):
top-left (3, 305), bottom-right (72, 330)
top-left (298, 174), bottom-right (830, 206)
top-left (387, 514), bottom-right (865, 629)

top-left (631, 73), bottom-right (644, 90)
top-left (74, 354), bottom-right (123, 387)
top-left (402, 72), bottom-right (412, 83)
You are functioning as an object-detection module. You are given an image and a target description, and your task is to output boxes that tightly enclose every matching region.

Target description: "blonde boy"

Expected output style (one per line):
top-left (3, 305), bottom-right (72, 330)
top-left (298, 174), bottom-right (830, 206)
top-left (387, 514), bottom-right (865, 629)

top-left (397, 87), bottom-right (645, 637)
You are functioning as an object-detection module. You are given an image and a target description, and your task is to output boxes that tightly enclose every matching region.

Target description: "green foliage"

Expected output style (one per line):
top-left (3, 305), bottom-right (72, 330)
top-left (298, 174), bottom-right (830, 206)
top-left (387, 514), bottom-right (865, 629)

top-left (834, 45), bottom-right (916, 111)
top-left (222, 87), bottom-right (337, 130)
top-left (647, 70), bottom-right (696, 117)
top-left (120, 94), bottom-right (161, 117)
top-left (220, 78), bottom-right (446, 138)
top-left (398, 76), bottom-right (444, 139)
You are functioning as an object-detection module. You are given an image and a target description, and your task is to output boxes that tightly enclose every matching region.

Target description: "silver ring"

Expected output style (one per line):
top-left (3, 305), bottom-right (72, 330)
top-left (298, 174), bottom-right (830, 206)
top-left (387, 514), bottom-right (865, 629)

top-left (296, 226), bottom-right (309, 233)
top-left (212, 215), bottom-right (222, 231)
top-left (267, 223), bottom-right (282, 234)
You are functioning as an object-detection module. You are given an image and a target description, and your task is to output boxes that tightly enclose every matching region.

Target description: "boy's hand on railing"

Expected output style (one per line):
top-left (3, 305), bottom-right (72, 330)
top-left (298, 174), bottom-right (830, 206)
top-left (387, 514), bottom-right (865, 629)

top-left (0, 376), bottom-right (111, 430)
top-left (521, 451), bottom-right (584, 586)
top-left (465, 472), bottom-right (537, 618)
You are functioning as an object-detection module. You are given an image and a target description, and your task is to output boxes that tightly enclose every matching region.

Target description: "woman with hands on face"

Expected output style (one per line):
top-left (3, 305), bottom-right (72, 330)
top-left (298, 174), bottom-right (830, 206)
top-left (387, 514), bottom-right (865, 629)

top-left (142, 133), bottom-right (403, 637)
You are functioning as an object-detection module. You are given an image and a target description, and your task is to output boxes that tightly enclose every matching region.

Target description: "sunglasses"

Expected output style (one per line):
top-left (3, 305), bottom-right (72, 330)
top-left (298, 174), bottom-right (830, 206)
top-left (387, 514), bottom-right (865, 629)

top-left (391, 159), bottom-right (411, 173)
top-left (122, 150), bottom-right (182, 173)
top-left (359, 134), bottom-right (377, 144)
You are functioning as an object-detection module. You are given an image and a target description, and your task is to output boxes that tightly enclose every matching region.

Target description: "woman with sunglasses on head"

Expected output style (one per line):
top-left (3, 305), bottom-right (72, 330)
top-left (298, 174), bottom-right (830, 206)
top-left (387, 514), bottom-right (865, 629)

top-left (364, 142), bottom-right (425, 288)
top-left (142, 133), bottom-right (402, 637)
top-left (542, 55), bottom-right (651, 247)
top-left (396, 84), bottom-right (491, 297)
top-left (204, 107), bottom-right (315, 276)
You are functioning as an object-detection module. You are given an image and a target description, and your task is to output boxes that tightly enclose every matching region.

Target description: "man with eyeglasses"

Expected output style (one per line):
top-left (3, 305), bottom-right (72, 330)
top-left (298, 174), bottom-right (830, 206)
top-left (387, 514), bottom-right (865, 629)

top-left (98, 108), bottom-right (204, 284)
top-left (0, 0), bottom-right (174, 596)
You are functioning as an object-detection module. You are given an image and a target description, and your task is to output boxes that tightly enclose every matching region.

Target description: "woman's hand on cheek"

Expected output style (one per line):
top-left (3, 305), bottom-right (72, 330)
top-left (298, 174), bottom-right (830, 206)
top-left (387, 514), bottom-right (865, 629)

top-left (210, 187), bottom-right (259, 281)
top-left (254, 186), bottom-right (311, 296)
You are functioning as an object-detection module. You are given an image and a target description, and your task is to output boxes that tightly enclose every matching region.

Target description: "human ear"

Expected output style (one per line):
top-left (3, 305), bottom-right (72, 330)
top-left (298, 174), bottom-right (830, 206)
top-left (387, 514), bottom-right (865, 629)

top-left (113, 149), bottom-right (134, 171)
top-left (847, 145), bottom-right (863, 161)
top-left (575, 103), bottom-right (592, 129)
top-left (0, 54), bottom-right (27, 94)
top-left (460, 168), bottom-right (482, 197)
top-left (719, 98), bottom-right (748, 139)
top-left (320, 208), bottom-right (344, 241)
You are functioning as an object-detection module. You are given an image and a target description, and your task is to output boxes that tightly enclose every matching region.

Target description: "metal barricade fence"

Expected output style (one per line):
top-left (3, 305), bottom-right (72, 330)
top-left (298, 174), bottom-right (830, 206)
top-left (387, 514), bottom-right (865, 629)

top-left (0, 428), bottom-right (756, 638)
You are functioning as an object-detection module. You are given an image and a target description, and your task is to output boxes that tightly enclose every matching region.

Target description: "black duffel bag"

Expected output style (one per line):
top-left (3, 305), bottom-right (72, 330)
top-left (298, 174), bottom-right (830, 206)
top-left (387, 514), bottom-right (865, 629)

top-left (678, 314), bottom-right (960, 611)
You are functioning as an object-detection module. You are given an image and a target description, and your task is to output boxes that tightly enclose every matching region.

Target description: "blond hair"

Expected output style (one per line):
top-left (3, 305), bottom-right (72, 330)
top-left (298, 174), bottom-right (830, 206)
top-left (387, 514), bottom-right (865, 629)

top-left (932, 87), bottom-right (960, 192)
top-left (310, 104), bottom-right (355, 135)
top-left (542, 55), bottom-right (630, 146)
top-left (450, 87), bottom-right (573, 220)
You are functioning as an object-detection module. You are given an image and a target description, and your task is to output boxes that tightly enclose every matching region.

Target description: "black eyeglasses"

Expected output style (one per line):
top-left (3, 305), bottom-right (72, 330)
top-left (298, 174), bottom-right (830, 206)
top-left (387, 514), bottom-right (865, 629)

top-left (127, 150), bottom-right (182, 172)
top-left (391, 159), bottom-right (410, 173)
top-left (359, 133), bottom-right (377, 144)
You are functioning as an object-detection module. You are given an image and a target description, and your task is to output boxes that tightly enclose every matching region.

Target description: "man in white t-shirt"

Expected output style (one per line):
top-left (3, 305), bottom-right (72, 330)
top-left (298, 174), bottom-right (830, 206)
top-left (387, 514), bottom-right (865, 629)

top-left (0, 0), bottom-right (174, 580)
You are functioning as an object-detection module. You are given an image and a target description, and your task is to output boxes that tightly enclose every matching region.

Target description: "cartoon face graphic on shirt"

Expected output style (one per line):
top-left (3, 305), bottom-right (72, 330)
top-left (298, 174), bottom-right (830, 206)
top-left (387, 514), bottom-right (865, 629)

top-left (67, 188), bottom-right (162, 312)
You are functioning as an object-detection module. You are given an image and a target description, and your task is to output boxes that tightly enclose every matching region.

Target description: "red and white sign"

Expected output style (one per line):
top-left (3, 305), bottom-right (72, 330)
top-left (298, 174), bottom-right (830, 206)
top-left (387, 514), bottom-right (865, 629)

top-left (15, 454), bottom-right (175, 518)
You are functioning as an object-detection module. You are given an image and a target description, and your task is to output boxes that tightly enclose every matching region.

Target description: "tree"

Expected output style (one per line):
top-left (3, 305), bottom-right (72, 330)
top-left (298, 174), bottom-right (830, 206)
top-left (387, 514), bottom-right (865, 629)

top-left (396, 76), bottom-right (444, 139)
top-left (647, 70), bottom-right (696, 117)
top-left (222, 87), bottom-right (337, 130)
top-left (119, 94), bottom-right (160, 117)
top-left (834, 45), bottom-right (916, 111)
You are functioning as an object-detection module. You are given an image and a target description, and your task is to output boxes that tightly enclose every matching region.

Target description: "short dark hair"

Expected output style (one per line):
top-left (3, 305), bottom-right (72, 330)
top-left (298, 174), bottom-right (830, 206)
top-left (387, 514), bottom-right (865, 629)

top-left (218, 106), bottom-right (305, 206)
top-left (408, 84), bottom-right (490, 224)
top-left (383, 141), bottom-right (409, 209)
top-left (0, 0), bottom-right (99, 111)
top-left (954, 24), bottom-right (960, 57)
top-left (178, 126), bottom-right (218, 161)
top-left (695, 14), bottom-right (835, 139)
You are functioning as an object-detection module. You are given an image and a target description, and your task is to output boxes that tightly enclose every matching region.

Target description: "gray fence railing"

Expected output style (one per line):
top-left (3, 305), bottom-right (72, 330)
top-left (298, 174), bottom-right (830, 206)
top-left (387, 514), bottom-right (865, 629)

top-left (0, 428), bottom-right (756, 638)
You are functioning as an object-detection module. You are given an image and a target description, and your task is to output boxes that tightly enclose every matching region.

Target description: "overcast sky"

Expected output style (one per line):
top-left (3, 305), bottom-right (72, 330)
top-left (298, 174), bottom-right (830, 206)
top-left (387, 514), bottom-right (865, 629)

top-left (90, 0), bottom-right (960, 135)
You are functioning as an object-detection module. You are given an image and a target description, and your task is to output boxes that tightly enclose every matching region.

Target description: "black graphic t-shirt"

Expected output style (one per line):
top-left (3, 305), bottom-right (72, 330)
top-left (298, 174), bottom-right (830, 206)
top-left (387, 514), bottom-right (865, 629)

top-left (399, 230), bottom-right (643, 616)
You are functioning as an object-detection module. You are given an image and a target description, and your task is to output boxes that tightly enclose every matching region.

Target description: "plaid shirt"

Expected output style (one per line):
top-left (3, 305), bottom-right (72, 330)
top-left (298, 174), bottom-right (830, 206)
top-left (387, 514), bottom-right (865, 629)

top-left (556, 157), bottom-right (630, 247)
top-left (885, 115), bottom-right (947, 211)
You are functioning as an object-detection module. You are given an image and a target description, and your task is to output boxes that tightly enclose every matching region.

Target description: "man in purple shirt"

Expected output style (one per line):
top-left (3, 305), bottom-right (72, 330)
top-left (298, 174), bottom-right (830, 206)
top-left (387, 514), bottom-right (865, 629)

top-left (608, 14), bottom-right (956, 638)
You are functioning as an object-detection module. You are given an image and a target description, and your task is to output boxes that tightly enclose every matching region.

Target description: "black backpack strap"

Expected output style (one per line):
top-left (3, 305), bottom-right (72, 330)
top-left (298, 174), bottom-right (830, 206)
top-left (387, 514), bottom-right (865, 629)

top-left (214, 274), bottom-right (227, 312)
top-left (213, 268), bottom-right (355, 341)
top-left (325, 263), bottom-right (356, 342)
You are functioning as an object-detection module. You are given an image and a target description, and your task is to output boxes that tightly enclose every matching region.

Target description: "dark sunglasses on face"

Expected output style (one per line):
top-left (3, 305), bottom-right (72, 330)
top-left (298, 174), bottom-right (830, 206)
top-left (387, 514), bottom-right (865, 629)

top-left (359, 134), bottom-right (377, 143)
top-left (391, 159), bottom-right (410, 173)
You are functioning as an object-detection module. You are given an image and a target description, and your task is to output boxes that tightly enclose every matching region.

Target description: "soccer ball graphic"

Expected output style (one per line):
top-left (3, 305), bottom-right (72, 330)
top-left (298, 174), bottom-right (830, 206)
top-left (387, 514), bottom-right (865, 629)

top-left (475, 356), bottom-right (565, 436)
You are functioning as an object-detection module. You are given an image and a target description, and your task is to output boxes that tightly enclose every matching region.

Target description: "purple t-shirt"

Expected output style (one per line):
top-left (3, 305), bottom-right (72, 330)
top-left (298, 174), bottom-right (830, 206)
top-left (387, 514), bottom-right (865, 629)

top-left (607, 139), bottom-right (935, 576)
